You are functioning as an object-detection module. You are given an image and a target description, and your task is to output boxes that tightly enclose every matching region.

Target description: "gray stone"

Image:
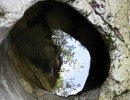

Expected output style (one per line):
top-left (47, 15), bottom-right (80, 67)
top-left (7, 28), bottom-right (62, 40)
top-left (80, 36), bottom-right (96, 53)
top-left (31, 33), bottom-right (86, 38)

top-left (0, 0), bottom-right (130, 100)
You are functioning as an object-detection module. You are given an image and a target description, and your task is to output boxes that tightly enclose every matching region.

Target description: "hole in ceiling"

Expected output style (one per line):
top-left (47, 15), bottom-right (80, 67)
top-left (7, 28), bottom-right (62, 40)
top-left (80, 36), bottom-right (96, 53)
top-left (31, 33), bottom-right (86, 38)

top-left (9, 0), bottom-right (110, 98)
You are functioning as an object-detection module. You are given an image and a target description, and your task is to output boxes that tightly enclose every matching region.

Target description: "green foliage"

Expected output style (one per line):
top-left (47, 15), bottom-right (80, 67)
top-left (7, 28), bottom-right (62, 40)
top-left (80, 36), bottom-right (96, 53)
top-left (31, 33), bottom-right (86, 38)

top-left (52, 30), bottom-right (75, 64)
top-left (113, 90), bottom-right (118, 99)
top-left (104, 34), bottom-right (116, 51)
top-left (0, 12), bottom-right (5, 17)
top-left (113, 89), bottom-right (130, 99)
top-left (55, 76), bottom-right (64, 92)
top-left (52, 29), bottom-right (85, 96)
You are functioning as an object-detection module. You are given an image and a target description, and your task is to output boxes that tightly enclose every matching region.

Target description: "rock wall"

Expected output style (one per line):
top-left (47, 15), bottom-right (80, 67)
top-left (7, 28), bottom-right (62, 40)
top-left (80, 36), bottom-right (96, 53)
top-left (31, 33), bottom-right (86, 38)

top-left (99, 0), bottom-right (130, 99)
top-left (0, 0), bottom-right (130, 100)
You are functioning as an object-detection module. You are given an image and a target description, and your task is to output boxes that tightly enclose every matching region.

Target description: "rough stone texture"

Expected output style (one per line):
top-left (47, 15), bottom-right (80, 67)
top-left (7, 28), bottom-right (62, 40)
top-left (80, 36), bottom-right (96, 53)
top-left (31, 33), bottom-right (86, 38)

top-left (0, 36), bottom-right (35, 100)
top-left (98, 0), bottom-right (130, 99)
top-left (0, 0), bottom-right (130, 100)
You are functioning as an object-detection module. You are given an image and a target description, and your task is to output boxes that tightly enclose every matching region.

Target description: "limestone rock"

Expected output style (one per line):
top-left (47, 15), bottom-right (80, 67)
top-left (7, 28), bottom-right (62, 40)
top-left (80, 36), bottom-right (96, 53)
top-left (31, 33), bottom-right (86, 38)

top-left (0, 0), bottom-right (130, 100)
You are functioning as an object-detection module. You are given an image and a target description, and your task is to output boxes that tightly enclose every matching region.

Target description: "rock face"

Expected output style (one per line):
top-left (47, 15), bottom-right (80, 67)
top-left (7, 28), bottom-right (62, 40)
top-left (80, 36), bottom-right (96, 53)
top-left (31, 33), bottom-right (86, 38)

top-left (0, 0), bottom-right (130, 100)
top-left (98, 0), bottom-right (130, 99)
top-left (11, 16), bottom-right (62, 88)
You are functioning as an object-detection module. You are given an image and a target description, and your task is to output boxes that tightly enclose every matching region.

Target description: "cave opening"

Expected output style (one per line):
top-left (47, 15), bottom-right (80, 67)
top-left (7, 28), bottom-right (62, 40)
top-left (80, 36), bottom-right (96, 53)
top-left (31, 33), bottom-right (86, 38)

top-left (9, 0), bottom-right (110, 98)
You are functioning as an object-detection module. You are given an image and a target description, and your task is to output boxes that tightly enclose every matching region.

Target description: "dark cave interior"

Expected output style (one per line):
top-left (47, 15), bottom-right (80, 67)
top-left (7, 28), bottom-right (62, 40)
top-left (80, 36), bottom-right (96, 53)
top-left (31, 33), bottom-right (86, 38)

top-left (10, 0), bottom-right (110, 96)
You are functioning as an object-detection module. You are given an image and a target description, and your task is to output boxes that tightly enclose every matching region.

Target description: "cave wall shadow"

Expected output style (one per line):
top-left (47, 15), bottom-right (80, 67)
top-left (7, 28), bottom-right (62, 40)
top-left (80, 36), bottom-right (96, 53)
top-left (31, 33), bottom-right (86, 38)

top-left (10, 0), bottom-right (110, 95)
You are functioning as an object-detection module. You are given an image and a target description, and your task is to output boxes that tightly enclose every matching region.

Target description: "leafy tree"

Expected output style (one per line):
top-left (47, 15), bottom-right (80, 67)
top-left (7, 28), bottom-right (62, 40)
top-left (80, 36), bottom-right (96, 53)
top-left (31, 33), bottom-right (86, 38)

top-left (52, 30), bottom-right (83, 97)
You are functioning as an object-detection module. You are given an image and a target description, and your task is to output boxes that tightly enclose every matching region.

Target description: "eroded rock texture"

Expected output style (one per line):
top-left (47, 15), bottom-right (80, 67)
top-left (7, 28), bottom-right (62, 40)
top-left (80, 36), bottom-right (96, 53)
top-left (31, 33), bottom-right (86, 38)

top-left (0, 0), bottom-right (130, 100)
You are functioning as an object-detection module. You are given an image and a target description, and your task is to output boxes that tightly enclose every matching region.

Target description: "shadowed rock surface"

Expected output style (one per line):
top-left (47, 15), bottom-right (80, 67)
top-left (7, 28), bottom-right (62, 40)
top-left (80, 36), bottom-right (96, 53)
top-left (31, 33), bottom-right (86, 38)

top-left (0, 0), bottom-right (111, 100)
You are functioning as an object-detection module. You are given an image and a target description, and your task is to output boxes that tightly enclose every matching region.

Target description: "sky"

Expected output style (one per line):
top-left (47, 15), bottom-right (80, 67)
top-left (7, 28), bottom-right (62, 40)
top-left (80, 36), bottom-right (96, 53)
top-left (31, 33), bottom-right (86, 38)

top-left (53, 30), bottom-right (91, 97)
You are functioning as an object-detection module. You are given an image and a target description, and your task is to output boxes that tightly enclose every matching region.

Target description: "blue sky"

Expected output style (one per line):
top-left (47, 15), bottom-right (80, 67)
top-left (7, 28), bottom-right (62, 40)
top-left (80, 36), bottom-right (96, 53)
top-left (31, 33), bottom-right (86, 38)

top-left (53, 30), bottom-right (91, 97)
